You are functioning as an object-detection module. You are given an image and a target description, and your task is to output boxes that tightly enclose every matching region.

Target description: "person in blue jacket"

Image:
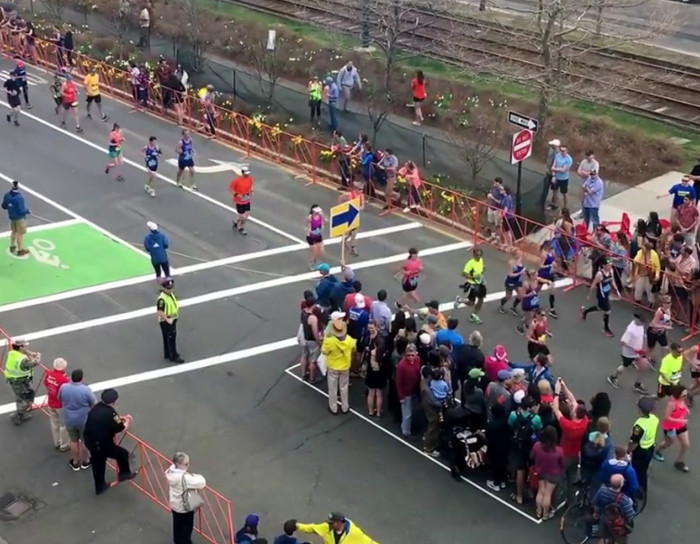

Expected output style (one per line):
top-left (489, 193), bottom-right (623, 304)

top-left (274, 520), bottom-right (310, 544)
top-left (2, 180), bottom-right (31, 256)
top-left (235, 513), bottom-right (261, 544)
top-left (315, 263), bottom-right (338, 309)
top-left (598, 444), bottom-right (640, 499)
top-left (143, 221), bottom-right (170, 279)
top-left (329, 267), bottom-right (356, 312)
top-left (508, 353), bottom-right (556, 395)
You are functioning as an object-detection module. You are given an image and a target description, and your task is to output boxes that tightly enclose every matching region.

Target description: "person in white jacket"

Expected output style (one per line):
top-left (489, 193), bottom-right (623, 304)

top-left (336, 61), bottom-right (362, 111)
top-left (166, 452), bottom-right (207, 544)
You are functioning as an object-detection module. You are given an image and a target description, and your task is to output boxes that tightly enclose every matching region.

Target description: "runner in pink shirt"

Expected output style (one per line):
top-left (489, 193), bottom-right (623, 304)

top-left (396, 248), bottom-right (422, 310)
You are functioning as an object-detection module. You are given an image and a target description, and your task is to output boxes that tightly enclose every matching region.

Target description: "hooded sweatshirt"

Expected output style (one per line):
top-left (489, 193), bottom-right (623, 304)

top-left (144, 229), bottom-right (169, 264)
top-left (1, 189), bottom-right (29, 221)
top-left (165, 464), bottom-right (206, 513)
top-left (598, 457), bottom-right (639, 496)
top-left (316, 274), bottom-right (339, 307)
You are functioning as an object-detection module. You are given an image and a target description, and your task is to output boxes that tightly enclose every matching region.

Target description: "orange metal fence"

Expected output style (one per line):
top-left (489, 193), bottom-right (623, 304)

top-left (0, 328), bottom-right (236, 544)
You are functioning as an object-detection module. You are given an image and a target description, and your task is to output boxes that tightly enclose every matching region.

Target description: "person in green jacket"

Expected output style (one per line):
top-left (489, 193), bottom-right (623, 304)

top-left (285, 513), bottom-right (378, 544)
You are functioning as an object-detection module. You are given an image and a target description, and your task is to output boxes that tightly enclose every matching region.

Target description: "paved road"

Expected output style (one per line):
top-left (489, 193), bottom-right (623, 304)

top-left (0, 59), bottom-right (697, 544)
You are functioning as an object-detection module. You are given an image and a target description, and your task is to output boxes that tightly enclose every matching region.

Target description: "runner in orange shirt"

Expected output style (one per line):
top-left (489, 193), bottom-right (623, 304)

top-left (228, 166), bottom-right (253, 236)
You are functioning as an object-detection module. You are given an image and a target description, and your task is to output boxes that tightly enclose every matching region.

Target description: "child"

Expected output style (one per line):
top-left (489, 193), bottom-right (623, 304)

top-left (430, 367), bottom-right (451, 422)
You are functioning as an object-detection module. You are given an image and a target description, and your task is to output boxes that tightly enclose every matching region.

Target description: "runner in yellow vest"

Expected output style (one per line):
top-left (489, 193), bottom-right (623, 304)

top-left (308, 75), bottom-right (323, 125)
top-left (157, 278), bottom-right (184, 364)
top-left (4, 338), bottom-right (40, 425)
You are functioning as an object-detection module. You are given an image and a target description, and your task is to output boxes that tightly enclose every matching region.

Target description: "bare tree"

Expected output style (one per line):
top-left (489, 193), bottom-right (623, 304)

top-left (169, 0), bottom-right (210, 72)
top-left (74, 0), bottom-right (94, 25)
top-left (91, 0), bottom-right (131, 57)
top-left (244, 33), bottom-right (288, 105)
top-left (362, 78), bottom-right (393, 144)
top-left (40, 0), bottom-right (66, 20)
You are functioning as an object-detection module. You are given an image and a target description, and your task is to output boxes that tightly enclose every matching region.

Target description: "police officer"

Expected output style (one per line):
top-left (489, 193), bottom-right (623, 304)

top-left (308, 75), bottom-right (322, 125)
top-left (157, 278), bottom-right (184, 363)
top-left (4, 338), bottom-right (40, 425)
top-left (83, 388), bottom-right (137, 495)
top-left (628, 396), bottom-right (659, 493)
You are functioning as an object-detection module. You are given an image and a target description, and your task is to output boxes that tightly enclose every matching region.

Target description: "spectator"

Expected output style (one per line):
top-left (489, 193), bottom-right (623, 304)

top-left (592, 474), bottom-right (635, 543)
top-left (510, 353), bottom-right (555, 394)
top-left (336, 61), bottom-right (361, 111)
top-left (632, 241), bottom-right (660, 306)
top-left (645, 211), bottom-right (663, 249)
top-left (483, 344), bottom-right (509, 382)
top-left (410, 70), bottom-right (426, 125)
top-left (323, 77), bottom-right (339, 131)
top-left (396, 343), bottom-right (421, 436)
top-left (531, 425), bottom-right (564, 520)
top-left (580, 416), bottom-right (613, 484)
top-left (286, 513), bottom-right (375, 544)
top-left (486, 177), bottom-right (505, 241)
top-left (435, 316), bottom-right (464, 348)
top-left (275, 520), bottom-right (310, 544)
top-left (658, 175), bottom-right (696, 211)
top-left (508, 395), bottom-right (542, 505)
top-left (553, 379), bottom-right (589, 502)
top-left (588, 392), bottom-right (612, 430)
top-left (347, 293), bottom-right (370, 342)
top-left (44, 357), bottom-right (70, 451)
top-left (144, 221), bottom-right (170, 279)
top-left (548, 143), bottom-right (573, 211)
top-left (321, 312), bottom-right (355, 415)
top-left (330, 267), bottom-right (355, 311)
top-left (500, 186), bottom-right (519, 248)
top-left (235, 514), bottom-right (260, 544)
top-left (425, 299), bottom-right (447, 329)
top-left (420, 365), bottom-right (442, 456)
top-left (453, 330), bottom-right (485, 402)
top-left (369, 289), bottom-right (392, 338)
top-left (166, 451), bottom-right (206, 544)
top-left (598, 445), bottom-right (639, 498)
top-left (577, 150), bottom-right (600, 189)
top-left (361, 321), bottom-right (386, 417)
top-left (376, 147), bottom-right (398, 210)
top-left (1, 179), bottom-right (30, 256)
top-left (398, 160), bottom-right (422, 212)
top-left (315, 263), bottom-right (338, 310)
top-left (485, 403), bottom-right (510, 492)
top-left (58, 368), bottom-right (96, 471)
top-left (485, 369), bottom-right (513, 416)
top-left (138, 4), bottom-right (151, 48)
top-left (581, 167), bottom-right (604, 231)
top-left (673, 195), bottom-right (699, 246)
top-left (540, 138), bottom-right (560, 207)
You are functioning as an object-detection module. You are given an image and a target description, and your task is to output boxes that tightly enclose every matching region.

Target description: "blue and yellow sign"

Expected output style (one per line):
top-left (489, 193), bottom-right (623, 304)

top-left (329, 198), bottom-right (361, 238)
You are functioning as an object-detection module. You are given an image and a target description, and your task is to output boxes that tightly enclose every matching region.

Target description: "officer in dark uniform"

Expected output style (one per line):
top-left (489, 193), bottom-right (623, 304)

top-left (157, 277), bottom-right (184, 363)
top-left (82, 388), bottom-right (137, 495)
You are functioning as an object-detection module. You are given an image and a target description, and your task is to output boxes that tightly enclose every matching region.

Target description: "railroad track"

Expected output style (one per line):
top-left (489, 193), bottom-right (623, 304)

top-left (226, 0), bottom-right (700, 129)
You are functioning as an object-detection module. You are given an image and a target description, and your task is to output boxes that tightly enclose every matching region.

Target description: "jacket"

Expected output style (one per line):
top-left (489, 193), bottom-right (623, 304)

top-left (509, 361), bottom-right (556, 390)
top-left (316, 274), bottom-right (339, 307)
top-left (321, 334), bottom-right (355, 371)
top-left (330, 279), bottom-right (354, 311)
top-left (165, 465), bottom-right (207, 513)
top-left (296, 519), bottom-right (377, 544)
top-left (144, 230), bottom-right (169, 264)
top-left (274, 535), bottom-right (306, 544)
top-left (234, 529), bottom-right (257, 544)
top-left (395, 358), bottom-right (421, 399)
top-left (598, 458), bottom-right (639, 497)
top-left (1, 190), bottom-right (29, 221)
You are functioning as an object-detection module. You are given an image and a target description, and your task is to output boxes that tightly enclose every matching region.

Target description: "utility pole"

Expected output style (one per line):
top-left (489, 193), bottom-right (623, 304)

top-left (361, 0), bottom-right (370, 47)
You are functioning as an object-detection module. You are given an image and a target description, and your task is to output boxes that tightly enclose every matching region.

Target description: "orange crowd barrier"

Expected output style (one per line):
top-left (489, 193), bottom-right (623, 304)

top-left (0, 327), bottom-right (236, 544)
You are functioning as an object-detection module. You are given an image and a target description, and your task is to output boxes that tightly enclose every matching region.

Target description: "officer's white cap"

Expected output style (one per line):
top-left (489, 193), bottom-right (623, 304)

top-left (12, 338), bottom-right (29, 346)
top-left (147, 221), bottom-right (158, 231)
top-left (241, 165), bottom-right (250, 175)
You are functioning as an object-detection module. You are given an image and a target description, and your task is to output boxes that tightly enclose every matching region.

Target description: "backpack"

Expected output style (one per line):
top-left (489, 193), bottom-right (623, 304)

top-left (603, 493), bottom-right (633, 542)
top-left (513, 412), bottom-right (534, 451)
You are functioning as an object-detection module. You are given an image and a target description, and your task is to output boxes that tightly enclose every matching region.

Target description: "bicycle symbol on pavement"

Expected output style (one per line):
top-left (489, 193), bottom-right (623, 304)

top-left (6, 239), bottom-right (69, 269)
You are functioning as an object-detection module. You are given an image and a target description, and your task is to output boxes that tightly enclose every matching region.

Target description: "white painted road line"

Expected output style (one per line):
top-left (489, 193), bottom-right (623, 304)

top-left (0, 173), bottom-right (152, 260)
top-left (282, 364), bottom-right (542, 524)
top-left (0, 221), bottom-right (422, 314)
top-left (0, 99), bottom-right (307, 246)
top-left (0, 241), bottom-right (471, 346)
top-left (0, 218), bottom-right (81, 239)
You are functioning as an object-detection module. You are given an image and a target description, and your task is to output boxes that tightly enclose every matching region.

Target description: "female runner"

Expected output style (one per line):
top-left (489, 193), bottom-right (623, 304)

top-left (654, 384), bottom-right (691, 473)
top-left (396, 247), bottom-right (422, 309)
top-left (647, 295), bottom-right (672, 366)
top-left (537, 241), bottom-right (558, 318)
top-left (306, 205), bottom-right (324, 270)
top-left (516, 270), bottom-right (540, 335)
top-left (498, 247), bottom-right (524, 315)
top-left (105, 123), bottom-right (125, 182)
top-left (526, 309), bottom-right (552, 360)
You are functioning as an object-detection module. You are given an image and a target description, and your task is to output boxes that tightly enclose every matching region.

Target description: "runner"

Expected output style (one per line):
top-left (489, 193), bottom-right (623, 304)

top-left (84, 66), bottom-right (109, 121)
top-left (59, 74), bottom-right (82, 133)
top-left (305, 205), bottom-right (324, 270)
top-left (13, 61), bottom-right (31, 109)
top-left (515, 270), bottom-right (540, 335)
top-left (454, 247), bottom-right (486, 324)
top-left (338, 181), bottom-right (364, 257)
top-left (525, 309), bottom-right (552, 360)
top-left (537, 241), bottom-right (558, 318)
top-left (646, 295), bottom-right (672, 366)
top-left (580, 258), bottom-right (620, 337)
top-left (683, 343), bottom-right (700, 406)
top-left (498, 247), bottom-right (524, 315)
top-left (142, 136), bottom-right (161, 197)
top-left (656, 342), bottom-right (683, 399)
top-left (175, 129), bottom-right (196, 190)
top-left (228, 166), bottom-right (253, 236)
top-left (50, 73), bottom-right (63, 115)
top-left (3, 71), bottom-right (21, 127)
top-left (105, 123), bottom-right (125, 182)
top-left (654, 384), bottom-right (691, 473)
top-left (396, 247), bottom-right (422, 309)
top-left (607, 314), bottom-right (651, 394)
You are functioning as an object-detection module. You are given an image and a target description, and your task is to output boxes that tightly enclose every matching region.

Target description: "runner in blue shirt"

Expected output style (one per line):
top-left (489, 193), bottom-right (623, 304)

top-left (142, 136), bottom-right (161, 197)
top-left (175, 129), bottom-right (196, 190)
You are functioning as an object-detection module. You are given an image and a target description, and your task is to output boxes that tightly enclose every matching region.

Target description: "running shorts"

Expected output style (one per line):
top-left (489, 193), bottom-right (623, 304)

top-left (236, 202), bottom-right (251, 215)
top-left (178, 158), bottom-right (195, 169)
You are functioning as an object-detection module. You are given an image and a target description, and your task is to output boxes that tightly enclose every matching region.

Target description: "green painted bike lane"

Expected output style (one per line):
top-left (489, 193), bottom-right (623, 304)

top-left (0, 222), bottom-right (154, 306)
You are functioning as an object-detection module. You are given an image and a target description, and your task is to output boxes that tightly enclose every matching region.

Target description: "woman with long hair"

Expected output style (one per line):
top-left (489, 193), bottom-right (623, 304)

top-left (654, 384), bottom-right (691, 472)
top-left (362, 321), bottom-right (387, 417)
top-left (410, 70), bottom-right (426, 125)
top-left (530, 425), bottom-right (564, 520)
top-left (396, 247), bottom-right (422, 309)
top-left (305, 204), bottom-right (324, 270)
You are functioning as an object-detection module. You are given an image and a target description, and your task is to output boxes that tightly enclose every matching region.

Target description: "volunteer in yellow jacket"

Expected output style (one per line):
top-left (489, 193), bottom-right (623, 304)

top-left (321, 312), bottom-right (355, 414)
top-left (285, 513), bottom-right (378, 544)
top-left (83, 66), bottom-right (109, 121)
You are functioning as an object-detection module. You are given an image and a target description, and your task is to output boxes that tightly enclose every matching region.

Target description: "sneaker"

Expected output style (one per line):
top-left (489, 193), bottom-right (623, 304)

top-left (76, 126), bottom-right (83, 133)
top-left (238, 228), bottom-right (247, 236)
top-left (13, 120), bottom-right (19, 127)
top-left (58, 445), bottom-right (70, 452)
top-left (60, 120), bottom-right (66, 127)
top-left (191, 185), bottom-right (198, 191)
top-left (510, 307), bottom-right (520, 317)
top-left (105, 166), bottom-right (110, 174)
top-left (604, 329), bottom-right (614, 338)
top-left (515, 324), bottom-right (525, 335)
top-left (16, 249), bottom-right (29, 256)
top-left (580, 306), bottom-right (586, 320)
top-left (500, 483), bottom-right (507, 490)
top-left (69, 459), bottom-right (81, 472)
top-left (87, 113), bottom-right (92, 120)
top-left (498, 305), bottom-right (507, 314)
top-left (5, 114), bottom-right (10, 123)
top-left (486, 480), bottom-right (500, 492)
top-left (469, 314), bottom-right (482, 324)
top-left (26, 104), bottom-right (32, 110)
top-left (80, 460), bottom-right (91, 470)
top-left (633, 383), bottom-right (649, 395)
top-left (653, 451), bottom-right (665, 462)
top-left (674, 461), bottom-right (689, 472)
top-left (548, 308), bottom-right (559, 319)
top-left (102, 115), bottom-right (109, 122)
top-left (424, 449), bottom-right (440, 458)
top-left (607, 375), bottom-right (620, 389)
top-left (453, 296), bottom-right (461, 310)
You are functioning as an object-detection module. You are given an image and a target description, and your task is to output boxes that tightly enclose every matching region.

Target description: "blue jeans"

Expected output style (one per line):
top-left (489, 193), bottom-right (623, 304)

top-left (400, 396), bottom-right (412, 436)
top-left (328, 101), bottom-right (338, 131)
top-left (582, 207), bottom-right (600, 230)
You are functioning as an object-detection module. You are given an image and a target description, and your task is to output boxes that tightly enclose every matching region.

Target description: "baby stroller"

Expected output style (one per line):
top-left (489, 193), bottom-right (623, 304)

top-left (440, 406), bottom-right (488, 480)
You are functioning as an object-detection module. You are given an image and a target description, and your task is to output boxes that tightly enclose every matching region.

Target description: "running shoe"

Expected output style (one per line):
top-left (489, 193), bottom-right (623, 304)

top-left (510, 307), bottom-right (519, 317)
top-left (604, 329), bottom-right (614, 338)
top-left (548, 308), bottom-right (559, 319)
top-left (653, 451), bottom-right (665, 462)
top-left (69, 459), bottom-right (80, 472)
top-left (498, 305), bottom-right (507, 314)
top-left (87, 113), bottom-right (92, 120)
top-left (238, 228), bottom-right (247, 236)
top-left (515, 324), bottom-right (525, 335)
top-left (607, 375), bottom-right (620, 389)
top-left (453, 296), bottom-right (461, 310)
top-left (5, 114), bottom-right (10, 123)
top-left (486, 480), bottom-right (500, 492)
top-left (469, 314), bottom-right (482, 324)
top-left (674, 461), bottom-right (689, 472)
top-left (80, 460), bottom-right (91, 470)
top-left (633, 383), bottom-right (649, 395)
top-left (580, 306), bottom-right (586, 320)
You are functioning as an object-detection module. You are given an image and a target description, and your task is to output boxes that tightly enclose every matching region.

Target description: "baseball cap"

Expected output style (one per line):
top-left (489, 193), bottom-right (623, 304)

top-left (330, 311), bottom-right (345, 321)
top-left (494, 345), bottom-right (507, 360)
top-left (548, 139), bottom-right (560, 146)
top-left (354, 294), bottom-right (365, 308)
top-left (241, 166), bottom-right (250, 175)
top-left (101, 388), bottom-right (119, 404)
top-left (468, 368), bottom-right (485, 379)
top-left (328, 512), bottom-right (345, 522)
top-left (513, 389), bottom-right (526, 405)
top-left (161, 277), bottom-right (175, 289)
top-left (342, 268), bottom-right (355, 281)
top-left (638, 397), bottom-right (655, 414)
top-left (147, 221), bottom-right (158, 231)
top-left (244, 513), bottom-right (260, 527)
top-left (497, 369), bottom-right (512, 381)
top-left (11, 338), bottom-right (29, 347)
top-left (418, 332), bottom-right (432, 345)
top-left (427, 314), bottom-right (438, 325)
top-left (317, 263), bottom-right (330, 274)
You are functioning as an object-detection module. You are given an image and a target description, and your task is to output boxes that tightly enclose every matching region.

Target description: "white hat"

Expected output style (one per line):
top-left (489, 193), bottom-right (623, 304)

top-left (513, 390), bottom-right (526, 405)
top-left (548, 139), bottom-right (561, 147)
top-left (53, 357), bottom-right (68, 371)
top-left (354, 294), bottom-right (365, 308)
top-left (147, 221), bottom-right (158, 231)
top-left (418, 332), bottom-right (432, 345)
top-left (241, 165), bottom-right (250, 175)
top-left (330, 311), bottom-right (346, 321)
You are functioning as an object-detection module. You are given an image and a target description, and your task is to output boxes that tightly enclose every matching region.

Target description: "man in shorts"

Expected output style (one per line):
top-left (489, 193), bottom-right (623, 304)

top-left (657, 343), bottom-right (683, 398)
top-left (548, 144), bottom-right (573, 211)
top-left (608, 314), bottom-right (650, 395)
top-left (4, 70), bottom-right (22, 126)
top-left (228, 166), bottom-right (253, 235)
top-left (1, 180), bottom-right (30, 255)
top-left (58, 369), bottom-right (96, 471)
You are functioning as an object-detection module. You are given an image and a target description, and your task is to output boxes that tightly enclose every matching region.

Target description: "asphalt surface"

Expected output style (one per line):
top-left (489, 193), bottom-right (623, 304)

top-left (0, 60), bottom-right (698, 544)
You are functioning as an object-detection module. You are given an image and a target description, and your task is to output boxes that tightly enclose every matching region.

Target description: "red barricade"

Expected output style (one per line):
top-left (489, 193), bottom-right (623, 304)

top-left (0, 328), bottom-right (236, 544)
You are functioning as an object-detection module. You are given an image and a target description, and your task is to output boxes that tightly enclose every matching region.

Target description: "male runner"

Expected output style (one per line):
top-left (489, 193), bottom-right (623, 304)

top-left (454, 247), bottom-right (486, 324)
top-left (581, 258), bottom-right (620, 337)
top-left (13, 61), bottom-right (32, 109)
top-left (228, 166), bottom-right (253, 235)
top-left (4, 71), bottom-right (22, 127)
top-left (84, 66), bottom-right (109, 121)
top-left (142, 136), bottom-right (161, 197)
top-left (175, 129), bottom-right (196, 190)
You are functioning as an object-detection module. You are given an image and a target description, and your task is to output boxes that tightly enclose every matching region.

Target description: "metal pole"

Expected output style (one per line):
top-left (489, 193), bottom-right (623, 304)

top-left (361, 0), bottom-right (370, 47)
top-left (422, 134), bottom-right (427, 168)
top-left (515, 161), bottom-right (523, 217)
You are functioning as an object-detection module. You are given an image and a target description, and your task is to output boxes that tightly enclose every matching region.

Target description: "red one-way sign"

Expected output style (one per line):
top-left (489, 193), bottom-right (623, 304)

top-left (510, 129), bottom-right (533, 165)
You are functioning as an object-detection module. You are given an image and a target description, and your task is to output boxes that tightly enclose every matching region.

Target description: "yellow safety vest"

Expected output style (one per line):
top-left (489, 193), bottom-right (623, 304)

top-left (4, 350), bottom-right (31, 380)
top-left (309, 81), bottom-right (322, 101)
top-left (158, 292), bottom-right (179, 320)
top-left (634, 415), bottom-right (659, 450)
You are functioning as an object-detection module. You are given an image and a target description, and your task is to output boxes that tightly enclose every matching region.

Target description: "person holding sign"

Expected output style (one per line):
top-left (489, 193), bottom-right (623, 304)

top-left (337, 182), bottom-right (364, 258)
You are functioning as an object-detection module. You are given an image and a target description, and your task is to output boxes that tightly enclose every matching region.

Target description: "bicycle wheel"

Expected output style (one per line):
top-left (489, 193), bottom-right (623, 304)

top-left (559, 503), bottom-right (591, 544)
top-left (633, 488), bottom-right (647, 517)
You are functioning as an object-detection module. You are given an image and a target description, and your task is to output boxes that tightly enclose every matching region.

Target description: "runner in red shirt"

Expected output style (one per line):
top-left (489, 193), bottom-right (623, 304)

top-left (553, 378), bottom-right (589, 502)
top-left (228, 166), bottom-right (253, 236)
top-left (44, 357), bottom-right (70, 451)
top-left (59, 73), bottom-right (82, 132)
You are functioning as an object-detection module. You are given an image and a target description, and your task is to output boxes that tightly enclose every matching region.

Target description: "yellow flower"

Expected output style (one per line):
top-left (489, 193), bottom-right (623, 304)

top-left (292, 135), bottom-right (304, 146)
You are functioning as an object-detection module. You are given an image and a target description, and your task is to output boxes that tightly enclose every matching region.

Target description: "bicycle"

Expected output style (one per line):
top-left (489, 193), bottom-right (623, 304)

top-left (560, 481), bottom-right (645, 544)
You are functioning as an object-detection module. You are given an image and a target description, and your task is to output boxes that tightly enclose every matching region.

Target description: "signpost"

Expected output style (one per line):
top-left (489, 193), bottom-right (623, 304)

top-left (510, 129), bottom-right (534, 217)
top-left (508, 111), bottom-right (539, 132)
top-left (329, 198), bottom-right (361, 263)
